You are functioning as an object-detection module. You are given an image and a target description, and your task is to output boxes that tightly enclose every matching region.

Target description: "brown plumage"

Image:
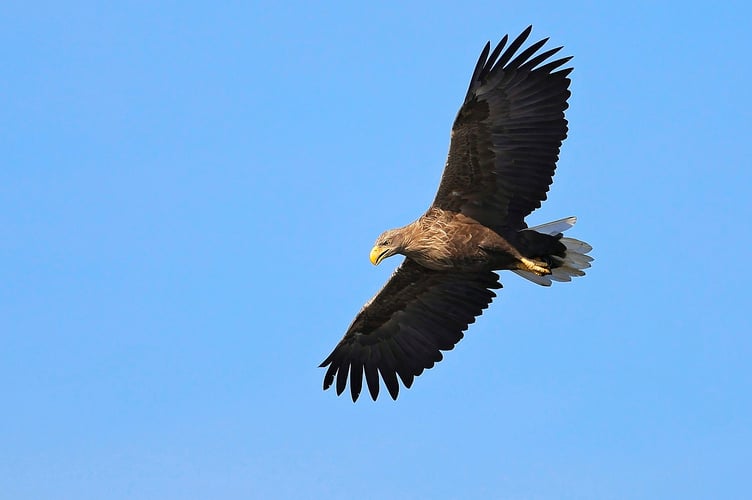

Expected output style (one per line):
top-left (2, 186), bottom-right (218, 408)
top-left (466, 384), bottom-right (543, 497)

top-left (320, 26), bottom-right (593, 402)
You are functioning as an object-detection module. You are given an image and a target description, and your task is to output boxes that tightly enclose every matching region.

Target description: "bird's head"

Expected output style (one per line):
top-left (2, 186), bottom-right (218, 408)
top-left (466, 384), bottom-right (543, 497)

top-left (369, 228), bottom-right (406, 265)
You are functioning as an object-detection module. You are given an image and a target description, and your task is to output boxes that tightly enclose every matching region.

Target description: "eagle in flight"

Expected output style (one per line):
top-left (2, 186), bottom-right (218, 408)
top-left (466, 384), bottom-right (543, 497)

top-left (321, 26), bottom-right (592, 401)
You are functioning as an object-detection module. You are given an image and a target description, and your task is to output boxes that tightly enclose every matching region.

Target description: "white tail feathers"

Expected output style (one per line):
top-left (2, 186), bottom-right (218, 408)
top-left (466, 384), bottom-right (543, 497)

top-left (524, 216), bottom-right (577, 236)
top-left (513, 217), bottom-right (593, 287)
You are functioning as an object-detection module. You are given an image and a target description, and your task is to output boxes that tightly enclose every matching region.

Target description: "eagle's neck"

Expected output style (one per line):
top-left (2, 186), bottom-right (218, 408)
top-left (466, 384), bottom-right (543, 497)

top-left (399, 212), bottom-right (455, 270)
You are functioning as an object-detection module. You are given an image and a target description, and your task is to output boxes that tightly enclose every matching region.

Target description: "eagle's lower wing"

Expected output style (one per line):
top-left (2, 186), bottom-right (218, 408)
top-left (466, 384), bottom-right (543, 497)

top-left (432, 26), bottom-right (572, 231)
top-left (320, 259), bottom-right (501, 401)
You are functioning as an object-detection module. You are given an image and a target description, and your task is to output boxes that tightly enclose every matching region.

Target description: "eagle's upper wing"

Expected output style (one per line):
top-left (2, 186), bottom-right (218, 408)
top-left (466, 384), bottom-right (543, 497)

top-left (432, 26), bottom-right (572, 232)
top-left (320, 259), bottom-right (501, 401)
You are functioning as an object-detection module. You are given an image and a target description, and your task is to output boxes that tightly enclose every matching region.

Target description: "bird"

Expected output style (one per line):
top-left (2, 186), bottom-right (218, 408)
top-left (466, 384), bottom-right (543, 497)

top-left (320, 26), bottom-right (592, 402)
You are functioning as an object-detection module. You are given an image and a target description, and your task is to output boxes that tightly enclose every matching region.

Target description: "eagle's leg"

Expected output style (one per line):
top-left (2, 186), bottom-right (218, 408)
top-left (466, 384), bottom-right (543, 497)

top-left (518, 257), bottom-right (551, 276)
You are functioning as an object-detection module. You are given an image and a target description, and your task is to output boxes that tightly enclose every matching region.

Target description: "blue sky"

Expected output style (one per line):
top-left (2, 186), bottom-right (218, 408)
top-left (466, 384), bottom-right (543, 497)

top-left (2, 1), bottom-right (751, 498)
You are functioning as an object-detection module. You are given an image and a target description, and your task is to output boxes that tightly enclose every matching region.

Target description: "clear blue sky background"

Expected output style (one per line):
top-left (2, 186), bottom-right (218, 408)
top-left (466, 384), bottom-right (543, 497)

top-left (2, 1), bottom-right (750, 499)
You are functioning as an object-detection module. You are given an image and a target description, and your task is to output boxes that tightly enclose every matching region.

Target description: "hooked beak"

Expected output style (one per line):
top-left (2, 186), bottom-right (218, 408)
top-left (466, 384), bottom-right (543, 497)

top-left (369, 245), bottom-right (390, 265)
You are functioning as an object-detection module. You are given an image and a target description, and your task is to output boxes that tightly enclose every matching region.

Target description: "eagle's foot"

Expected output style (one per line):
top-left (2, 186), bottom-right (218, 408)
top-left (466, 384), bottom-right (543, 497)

top-left (519, 257), bottom-right (551, 276)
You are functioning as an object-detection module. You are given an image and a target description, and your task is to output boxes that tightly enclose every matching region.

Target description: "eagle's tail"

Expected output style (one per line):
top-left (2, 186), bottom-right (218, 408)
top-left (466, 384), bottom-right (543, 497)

top-left (513, 216), bottom-right (593, 287)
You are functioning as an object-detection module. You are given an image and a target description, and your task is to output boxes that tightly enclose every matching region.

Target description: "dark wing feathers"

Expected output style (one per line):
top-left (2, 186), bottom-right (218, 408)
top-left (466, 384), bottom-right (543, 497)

top-left (320, 259), bottom-right (500, 401)
top-left (432, 26), bottom-right (572, 231)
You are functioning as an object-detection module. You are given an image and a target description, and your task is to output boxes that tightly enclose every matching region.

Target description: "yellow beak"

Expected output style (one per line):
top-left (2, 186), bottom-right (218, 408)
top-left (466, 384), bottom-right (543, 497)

top-left (369, 245), bottom-right (389, 265)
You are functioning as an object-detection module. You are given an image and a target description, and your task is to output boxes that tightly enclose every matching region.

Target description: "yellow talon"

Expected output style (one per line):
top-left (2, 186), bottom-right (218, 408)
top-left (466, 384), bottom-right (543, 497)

top-left (519, 257), bottom-right (551, 276)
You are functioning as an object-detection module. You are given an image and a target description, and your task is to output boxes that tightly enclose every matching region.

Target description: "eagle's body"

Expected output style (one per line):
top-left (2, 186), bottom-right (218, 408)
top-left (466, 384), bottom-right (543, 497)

top-left (321, 27), bottom-right (593, 402)
top-left (380, 208), bottom-right (530, 272)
